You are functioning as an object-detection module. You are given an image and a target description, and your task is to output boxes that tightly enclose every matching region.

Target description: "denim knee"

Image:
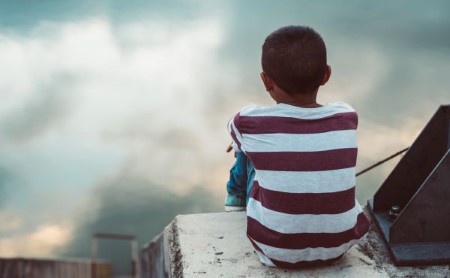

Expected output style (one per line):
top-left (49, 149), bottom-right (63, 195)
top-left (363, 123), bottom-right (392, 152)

top-left (226, 151), bottom-right (248, 198)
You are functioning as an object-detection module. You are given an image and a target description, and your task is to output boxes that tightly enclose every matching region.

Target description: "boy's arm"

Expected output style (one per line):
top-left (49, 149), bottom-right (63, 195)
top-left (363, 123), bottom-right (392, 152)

top-left (228, 104), bottom-right (259, 153)
top-left (227, 112), bottom-right (244, 153)
top-left (226, 142), bottom-right (233, 153)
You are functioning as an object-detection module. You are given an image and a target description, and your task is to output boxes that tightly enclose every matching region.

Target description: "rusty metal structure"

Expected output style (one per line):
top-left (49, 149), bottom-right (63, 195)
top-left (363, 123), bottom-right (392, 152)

top-left (92, 233), bottom-right (140, 278)
top-left (368, 104), bottom-right (450, 266)
top-left (0, 257), bottom-right (111, 278)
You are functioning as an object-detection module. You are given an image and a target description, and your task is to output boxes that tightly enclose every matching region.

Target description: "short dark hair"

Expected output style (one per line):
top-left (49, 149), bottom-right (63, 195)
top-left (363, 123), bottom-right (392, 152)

top-left (262, 26), bottom-right (327, 95)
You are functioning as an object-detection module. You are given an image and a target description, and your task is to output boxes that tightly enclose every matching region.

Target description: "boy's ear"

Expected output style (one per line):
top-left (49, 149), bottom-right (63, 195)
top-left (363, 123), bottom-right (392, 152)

top-left (320, 65), bottom-right (332, 86)
top-left (260, 72), bottom-right (274, 92)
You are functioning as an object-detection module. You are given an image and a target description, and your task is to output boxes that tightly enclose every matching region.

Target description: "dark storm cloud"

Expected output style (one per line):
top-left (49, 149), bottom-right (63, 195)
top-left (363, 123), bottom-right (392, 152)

top-left (58, 172), bottom-right (220, 275)
top-left (0, 1), bottom-right (98, 32)
top-left (321, 1), bottom-right (450, 124)
top-left (0, 166), bottom-right (14, 207)
top-left (325, 0), bottom-right (450, 54)
top-left (221, 0), bottom-right (450, 57)
top-left (0, 0), bottom-right (207, 33)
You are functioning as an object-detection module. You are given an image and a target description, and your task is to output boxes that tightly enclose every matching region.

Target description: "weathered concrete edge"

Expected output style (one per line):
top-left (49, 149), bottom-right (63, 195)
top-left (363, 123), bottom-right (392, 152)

top-left (168, 217), bottom-right (183, 278)
top-left (140, 217), bottom-right (184, 278)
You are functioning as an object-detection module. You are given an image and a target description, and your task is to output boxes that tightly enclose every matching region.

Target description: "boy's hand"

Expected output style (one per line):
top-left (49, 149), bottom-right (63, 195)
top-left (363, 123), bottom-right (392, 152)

top-left (226, 142), bottom-right (233, 153)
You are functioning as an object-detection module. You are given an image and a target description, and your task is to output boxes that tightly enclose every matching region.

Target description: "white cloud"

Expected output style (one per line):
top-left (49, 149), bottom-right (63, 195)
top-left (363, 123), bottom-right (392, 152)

top-left (0, 223), bottom-right (72, 257)
top-left (0, 17), bottom-right (227, 135)
top-left (0, 16), bottom-right (235, 256)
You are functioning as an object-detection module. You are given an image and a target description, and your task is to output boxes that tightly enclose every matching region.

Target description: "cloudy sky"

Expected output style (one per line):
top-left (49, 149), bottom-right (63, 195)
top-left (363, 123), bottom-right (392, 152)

top-left (0, 0), bottom-right (449, 275)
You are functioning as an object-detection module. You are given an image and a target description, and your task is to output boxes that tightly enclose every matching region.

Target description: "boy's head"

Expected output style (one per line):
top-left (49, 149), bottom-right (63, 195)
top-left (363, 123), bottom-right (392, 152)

top-left (261, 26), bottom-right (329, 96)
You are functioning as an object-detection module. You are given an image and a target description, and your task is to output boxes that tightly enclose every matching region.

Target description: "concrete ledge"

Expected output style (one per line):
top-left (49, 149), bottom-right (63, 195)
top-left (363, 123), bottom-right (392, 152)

top-left (142, 212), bottom-right (450, 277)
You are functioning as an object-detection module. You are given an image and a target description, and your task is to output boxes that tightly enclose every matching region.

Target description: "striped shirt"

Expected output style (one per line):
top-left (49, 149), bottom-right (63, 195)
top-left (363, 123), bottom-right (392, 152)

top-left (228, 102), bottom-right (369, 268)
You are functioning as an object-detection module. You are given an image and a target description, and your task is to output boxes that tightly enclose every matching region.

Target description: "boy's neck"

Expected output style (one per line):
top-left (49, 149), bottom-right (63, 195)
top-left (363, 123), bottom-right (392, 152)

top-left (276, 90), bottom-right (321, 108)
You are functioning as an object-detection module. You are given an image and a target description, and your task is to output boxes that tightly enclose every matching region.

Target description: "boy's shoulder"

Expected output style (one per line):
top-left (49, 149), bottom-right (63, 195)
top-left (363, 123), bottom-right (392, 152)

top-left (238, 102), bottom-right (356, 118)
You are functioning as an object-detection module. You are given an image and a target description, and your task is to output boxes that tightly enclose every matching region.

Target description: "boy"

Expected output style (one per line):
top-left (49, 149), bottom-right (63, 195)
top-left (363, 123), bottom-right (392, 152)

top-left (225, 26), bottom-right (369, 268)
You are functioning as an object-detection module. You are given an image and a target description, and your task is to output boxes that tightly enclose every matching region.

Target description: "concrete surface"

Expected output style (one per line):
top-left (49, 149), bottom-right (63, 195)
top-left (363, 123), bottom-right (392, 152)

top-left (167, 212), bottom-right (450, 278)
top-left (141, 231), bottom-right (169, 278)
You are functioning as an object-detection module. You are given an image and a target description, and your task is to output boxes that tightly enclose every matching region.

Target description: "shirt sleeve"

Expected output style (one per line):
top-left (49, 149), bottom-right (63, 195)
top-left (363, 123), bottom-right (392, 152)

top-left (227, 112), bottom-right (244, 152)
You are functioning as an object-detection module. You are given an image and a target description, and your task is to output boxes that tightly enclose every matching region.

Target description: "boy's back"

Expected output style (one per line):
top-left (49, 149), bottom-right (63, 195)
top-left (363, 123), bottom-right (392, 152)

top-left (228, 102), bottom-right (369, 268)
top-left (225, 26), bottom-right (369, 268)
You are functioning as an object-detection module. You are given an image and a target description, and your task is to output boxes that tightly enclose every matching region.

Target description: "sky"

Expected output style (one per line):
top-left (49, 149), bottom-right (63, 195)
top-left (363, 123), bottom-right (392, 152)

top-left (0, 0), bottom-right (449, 275)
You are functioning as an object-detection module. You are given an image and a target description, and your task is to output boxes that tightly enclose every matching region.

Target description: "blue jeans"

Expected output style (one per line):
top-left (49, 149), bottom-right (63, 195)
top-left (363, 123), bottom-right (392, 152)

top-left (226, 151), bottom-right (255, 204)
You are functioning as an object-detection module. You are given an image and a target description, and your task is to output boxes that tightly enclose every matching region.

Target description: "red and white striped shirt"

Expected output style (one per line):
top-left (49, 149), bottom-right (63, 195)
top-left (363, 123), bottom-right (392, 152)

top-left (228, 102), bottom-right (369, 268)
